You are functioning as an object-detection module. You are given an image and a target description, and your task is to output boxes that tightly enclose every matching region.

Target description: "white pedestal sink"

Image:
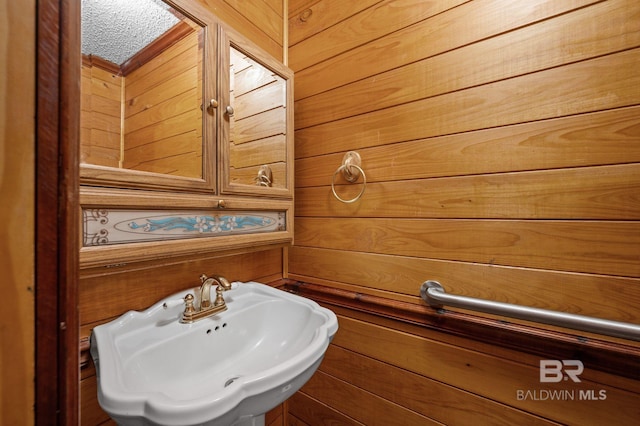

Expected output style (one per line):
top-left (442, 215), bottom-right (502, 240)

top-left (90, 282), bottom-right (338, 426)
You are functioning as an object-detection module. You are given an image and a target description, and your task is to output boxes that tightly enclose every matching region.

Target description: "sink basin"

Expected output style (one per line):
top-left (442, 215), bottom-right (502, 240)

top-left (90, 281), bottom-right (338, 426)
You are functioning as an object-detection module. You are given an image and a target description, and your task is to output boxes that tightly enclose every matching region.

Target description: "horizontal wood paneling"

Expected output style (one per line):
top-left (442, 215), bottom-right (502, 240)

top-left (305, 312), bottom-right (640, 426)
top-left (289, 0), bottom-right (468, 73)
top-left (79, 248), bottom-right (283, 326)
top-left (123, 30), bottom-right (202, 177)
top-left (229, 47), bottom-right (288, 186)
top-left (297, 164), bottom-right (640, 220)
top-left (196, 0), bottom-right (284, 61)
top-left (80, 63), bottom-right (122, 167)
top-left (295, 47), bottom-right (640, 158)
top-left (288, 392), bottom-right (359, 425)
top-left (289, 0), bottom-right (640, 423)
top-left (300, 370), bottom-right (440, 425)
top-left (295, 218), bottom-right (640, 277)
top-left (283, 281), bottom-right (640, 382)
top-left (288, 0), bottom-right (381, 47)
top-left (292, 0), bottom-right (598, 98)
top-left (317, 345), bottom-right (554, 426)
top-left (224, 0), bottom-right (283, 49)
top-left (289, 247), bottom-right (640, 325)
top-left (295, 107), bottom-right (640, 187)
top-left (294, 0), bottom-right (640, 129)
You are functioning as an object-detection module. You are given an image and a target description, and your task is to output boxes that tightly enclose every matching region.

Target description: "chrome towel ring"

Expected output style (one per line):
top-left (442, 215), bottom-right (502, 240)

top-left (331, 151), bottom-right (367, 203)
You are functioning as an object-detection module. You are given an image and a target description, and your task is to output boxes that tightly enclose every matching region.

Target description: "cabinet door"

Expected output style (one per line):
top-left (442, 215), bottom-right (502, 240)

top-left (79, 0), bottom-right (218, 193)
top-left (218, 27), bottom-right (294, 199)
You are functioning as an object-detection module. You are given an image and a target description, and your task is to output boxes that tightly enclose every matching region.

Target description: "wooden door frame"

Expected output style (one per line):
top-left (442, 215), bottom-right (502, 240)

top-left (36, 0), bottom-right (80, 423)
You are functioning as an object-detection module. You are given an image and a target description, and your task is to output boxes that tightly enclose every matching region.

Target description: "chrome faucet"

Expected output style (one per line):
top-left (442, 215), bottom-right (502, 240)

top-left (181, 274), bottom-right (232, 323)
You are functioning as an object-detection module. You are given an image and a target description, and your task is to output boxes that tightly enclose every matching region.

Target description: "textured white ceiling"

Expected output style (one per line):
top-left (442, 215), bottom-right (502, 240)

top-left (81, 0), bottom-right (179, 65)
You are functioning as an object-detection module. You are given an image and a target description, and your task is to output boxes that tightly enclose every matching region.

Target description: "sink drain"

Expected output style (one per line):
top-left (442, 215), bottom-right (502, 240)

top-left (224, 376), bottom-right (240, 387)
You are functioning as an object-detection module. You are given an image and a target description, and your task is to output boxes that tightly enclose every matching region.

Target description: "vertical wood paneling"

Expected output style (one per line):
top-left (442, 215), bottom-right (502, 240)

top-left (289, 0), bottom-right (640, 423)
top-left (0, 0), bottom-right (36, 423)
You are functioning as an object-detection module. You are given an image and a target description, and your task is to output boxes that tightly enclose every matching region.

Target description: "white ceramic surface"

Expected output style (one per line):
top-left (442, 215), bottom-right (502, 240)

top-left (90, 282), bottom-right (338, 426)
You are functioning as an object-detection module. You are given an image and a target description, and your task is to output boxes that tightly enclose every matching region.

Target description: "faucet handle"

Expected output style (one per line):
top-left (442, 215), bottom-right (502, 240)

top-left (214, 286), bottom-right (225, 307)
top-left (183, 294), bottom-right (196, 314)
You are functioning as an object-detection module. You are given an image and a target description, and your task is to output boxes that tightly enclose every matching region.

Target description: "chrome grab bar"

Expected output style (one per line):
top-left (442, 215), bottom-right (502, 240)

top-left (420, 280), bottom-right (640, 341)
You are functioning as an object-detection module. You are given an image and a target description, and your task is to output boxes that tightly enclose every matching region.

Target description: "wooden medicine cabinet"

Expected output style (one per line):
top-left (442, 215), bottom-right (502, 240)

top-left (78, 0), bottom-right (293, 268)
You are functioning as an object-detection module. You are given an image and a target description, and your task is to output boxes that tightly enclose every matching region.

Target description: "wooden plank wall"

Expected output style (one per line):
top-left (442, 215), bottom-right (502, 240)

top-left (81, 61), bottom-right (122, 168)
top-left (229, 48), bottom-right (288, 186)
top-left (288, 0), bottom-right (640, 424)
top-left (123, 30), bottom-right (203, 177)
top-left (78, 1), bottom-right (286, 424)
top-left (196, 0), bottom-right (285, 61)
top-left (0, 0), bottom-right (36, 423)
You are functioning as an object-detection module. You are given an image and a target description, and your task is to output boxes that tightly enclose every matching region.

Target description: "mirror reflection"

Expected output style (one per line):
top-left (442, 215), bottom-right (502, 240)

top-left (228, 46), bottom-right (287, 189)
top-left (80, 0), bottom-right (204, 179)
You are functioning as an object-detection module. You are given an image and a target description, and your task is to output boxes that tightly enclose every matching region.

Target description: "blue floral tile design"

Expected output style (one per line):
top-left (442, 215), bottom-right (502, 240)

top-left (83, 209), bottom-right (286, 246)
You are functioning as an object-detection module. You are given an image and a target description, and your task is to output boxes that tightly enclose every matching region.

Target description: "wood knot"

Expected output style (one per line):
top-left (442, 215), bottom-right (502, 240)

top-left (299, 8), bottom-right (313, 22)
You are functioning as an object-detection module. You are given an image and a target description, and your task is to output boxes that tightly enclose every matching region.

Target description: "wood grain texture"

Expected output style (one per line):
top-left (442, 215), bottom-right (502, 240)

top-left (79, 248), bottom-right (283, 325)
top-left (1, 0), bottom-right (36, 423)
top-left (123, 31), bottom-right (202, 176)
top-left (295, 107), bottom-right (640, 186)
top-left (81, 63), bottom-right (122, 167)
top-left (289, 246), bottom-right (640, 325)
top-left (282, 280), bottom-right (640, 376)
top-left (295, 47), bottom-right (640, 158)
top-left (292, 0), bottom-right (599, 98)
top-left (300, 370), bottom-right (441, 425)
top-left (195, 0), bottom-right (284, 60)
top-left (219, 25), bottom-right (295, 198)
top-left (36, 0), bottom-right (81, 423)
top-left (317, 345), bottom-right (555, 426)
top-left (297, 164), bottom-right (640, 220)
top-left (294, 0), bottom-right (640, 129)
top-left (295, 217), bottom-right (640, 277)
top-left (289, 0), bottom-right (640, 423)
top-left (288, 0), bottom-right (381, 47)
top-left (289, 0), bottom-right (467, 73)
top-left (327, 314), bottom-right (639, 425)
top-left (288, 392), bottom-right (359, 425)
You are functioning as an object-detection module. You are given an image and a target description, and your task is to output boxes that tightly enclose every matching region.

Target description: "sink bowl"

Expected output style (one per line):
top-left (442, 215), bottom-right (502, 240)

top-left (90, 281), bottom-right (338, 426)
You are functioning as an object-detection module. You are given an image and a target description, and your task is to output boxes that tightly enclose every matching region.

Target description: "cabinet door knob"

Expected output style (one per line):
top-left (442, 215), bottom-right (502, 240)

top-left (217, 200), bottom-right (226, 208)
top-left (207, 99), bottom-right (218, 112)
top-left (225, 105), bottom-right (234, 116)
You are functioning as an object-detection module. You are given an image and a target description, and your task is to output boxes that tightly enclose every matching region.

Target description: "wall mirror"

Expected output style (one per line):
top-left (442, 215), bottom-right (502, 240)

top-left (80, 0), bottom-right (216, 192)
top-left (220, 35), bottom-right (294, 198)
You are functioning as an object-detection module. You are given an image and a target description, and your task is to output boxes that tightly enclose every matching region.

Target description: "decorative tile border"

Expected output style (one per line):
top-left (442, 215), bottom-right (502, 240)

top-left (82, 208), bottom-right (286, 246)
